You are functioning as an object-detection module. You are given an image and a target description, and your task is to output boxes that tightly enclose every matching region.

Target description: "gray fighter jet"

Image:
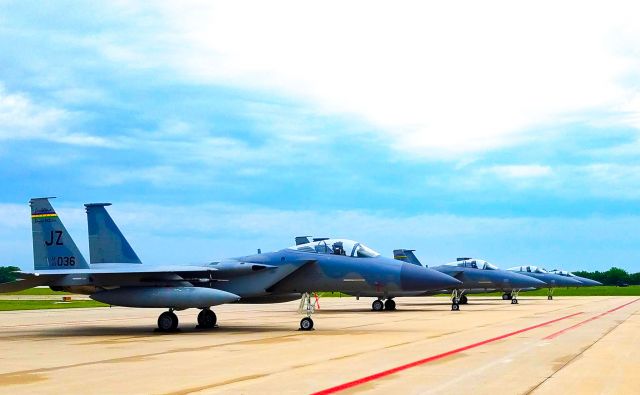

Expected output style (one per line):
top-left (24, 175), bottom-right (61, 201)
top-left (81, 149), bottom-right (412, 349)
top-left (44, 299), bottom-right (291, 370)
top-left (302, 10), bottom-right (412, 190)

top-left (547, 269), bottom-right (602, 287)
top-left (507, 265), bottom-right (583, 300)
top-left (0, 198), bottom-right (460, 332)
top-left (393, 250), bottom-right (546, 310)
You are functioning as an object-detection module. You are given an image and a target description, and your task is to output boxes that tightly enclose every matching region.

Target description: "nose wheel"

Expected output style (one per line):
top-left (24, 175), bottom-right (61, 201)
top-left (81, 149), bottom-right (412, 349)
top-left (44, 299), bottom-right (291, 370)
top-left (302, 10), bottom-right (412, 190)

top-left (451, 289), bottom-right (465, 311)
top-left (197, 308), bottom-right (217, 329)
top-left (300, 317), bottom-right (314, 330)
top-left (510, 289), bottom-right (520, 304)
top-left (547, 288), bottom-right (554, 300)
top-left (157, 310), bottom-right (179, 332)
top-left (298, 292), bottom-right (316, 331)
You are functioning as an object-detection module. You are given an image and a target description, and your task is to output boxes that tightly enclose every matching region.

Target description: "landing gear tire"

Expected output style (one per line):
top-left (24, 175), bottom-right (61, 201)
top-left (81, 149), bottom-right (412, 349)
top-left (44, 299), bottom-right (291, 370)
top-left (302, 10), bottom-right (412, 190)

top-left (451, 303), bottom-right (460, 311)
top-left (511, 298), bottom-right (519, 304)
top-left (459, 295), bottom-right (468, 304)
top-left (547, 295), bottom-right (553, 300)
top-left (197, 308), bottom-right (217, 329)
top-left (384, 299), bottom-right (396, 311)
top-left (372, 299), bottom-right (384, 312)
top-left (502, 293), bottom-right (512, 300)
top-left (158, 311), bottom-right (178, 332)
top-left (300, 317), bottom-right (314, 331)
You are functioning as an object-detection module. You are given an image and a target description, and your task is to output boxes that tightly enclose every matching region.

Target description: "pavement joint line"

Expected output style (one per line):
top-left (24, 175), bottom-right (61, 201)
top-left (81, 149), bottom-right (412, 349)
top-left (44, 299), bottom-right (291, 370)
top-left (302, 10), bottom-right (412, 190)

top-left (309, 311), bottom-right (583, 395)
top-left (543, 298), bottom-right (640, 340)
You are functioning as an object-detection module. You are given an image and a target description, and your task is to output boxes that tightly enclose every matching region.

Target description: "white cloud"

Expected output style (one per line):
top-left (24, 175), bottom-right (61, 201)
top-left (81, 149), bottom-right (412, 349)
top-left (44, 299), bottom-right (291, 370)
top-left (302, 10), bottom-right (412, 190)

top-left (101, 0), bottom-right (640, 158)
top-left (0, 84), bottom-right (115, 147)
top-left (482, 165), bottom-right (553, 179)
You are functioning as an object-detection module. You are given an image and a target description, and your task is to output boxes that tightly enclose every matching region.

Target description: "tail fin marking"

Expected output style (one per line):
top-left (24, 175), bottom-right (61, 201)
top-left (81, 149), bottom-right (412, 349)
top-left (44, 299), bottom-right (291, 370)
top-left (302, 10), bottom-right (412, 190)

top-left (30, 197), bottom-right (89, 270)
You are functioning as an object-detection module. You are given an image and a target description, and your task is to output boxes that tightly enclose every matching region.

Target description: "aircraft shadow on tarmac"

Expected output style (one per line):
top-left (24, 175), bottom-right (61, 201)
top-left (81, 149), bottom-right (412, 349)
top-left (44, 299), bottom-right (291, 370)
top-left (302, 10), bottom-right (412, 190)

top-left (22, 324), bottom-right (325, 337)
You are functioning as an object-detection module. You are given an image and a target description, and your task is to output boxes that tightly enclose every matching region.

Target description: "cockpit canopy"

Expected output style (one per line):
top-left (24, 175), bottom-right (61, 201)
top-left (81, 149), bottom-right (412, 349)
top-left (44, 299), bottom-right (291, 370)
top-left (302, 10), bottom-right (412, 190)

top-left (445, 258), bottom-right (498, 270)
top-left (289, 238), bottom-right (381, 258)
top-left (549, 269), bottom-right (576, 277)
top-left (509, 265), bottom-right (548, 274)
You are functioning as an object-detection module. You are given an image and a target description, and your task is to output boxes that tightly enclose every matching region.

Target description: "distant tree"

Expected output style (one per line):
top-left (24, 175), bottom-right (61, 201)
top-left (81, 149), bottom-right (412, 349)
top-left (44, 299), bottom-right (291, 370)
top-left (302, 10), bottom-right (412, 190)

top-left (602, 267), bottom-right (630, 285)
top-left (574, 267), bottom-right (635, 286)
top-left (0, 266), bottom-right (20, 283)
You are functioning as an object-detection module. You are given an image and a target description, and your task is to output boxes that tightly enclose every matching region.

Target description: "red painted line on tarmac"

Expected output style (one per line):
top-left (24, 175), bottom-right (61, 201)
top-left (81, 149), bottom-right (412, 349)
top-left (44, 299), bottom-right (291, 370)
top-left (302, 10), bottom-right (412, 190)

top-left (310, 312), bottom-right (583, 395)
top-left (543, 298), bottom-right (640, 340)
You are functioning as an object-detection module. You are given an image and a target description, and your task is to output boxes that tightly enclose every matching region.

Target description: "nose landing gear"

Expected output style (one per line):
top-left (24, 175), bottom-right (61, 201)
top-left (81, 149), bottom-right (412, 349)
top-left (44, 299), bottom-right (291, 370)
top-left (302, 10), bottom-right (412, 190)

top-left (451, 289), bottom-right (466, 311)
top-left (510, 289), bottom-right (520, 304)
top-left (298, 292), bottom-right (315, 331)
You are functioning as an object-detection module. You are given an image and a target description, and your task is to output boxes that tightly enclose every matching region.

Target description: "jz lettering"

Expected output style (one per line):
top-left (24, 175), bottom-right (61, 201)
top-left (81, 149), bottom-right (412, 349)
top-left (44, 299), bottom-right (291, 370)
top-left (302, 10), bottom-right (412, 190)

top-left (45, 230), bottom-right (63, 246)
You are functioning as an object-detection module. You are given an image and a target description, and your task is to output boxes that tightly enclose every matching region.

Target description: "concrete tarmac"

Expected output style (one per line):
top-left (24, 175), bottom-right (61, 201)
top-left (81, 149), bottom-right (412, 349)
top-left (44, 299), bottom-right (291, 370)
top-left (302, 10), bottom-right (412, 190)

top-left (0, 296), bottom-right (638, 394)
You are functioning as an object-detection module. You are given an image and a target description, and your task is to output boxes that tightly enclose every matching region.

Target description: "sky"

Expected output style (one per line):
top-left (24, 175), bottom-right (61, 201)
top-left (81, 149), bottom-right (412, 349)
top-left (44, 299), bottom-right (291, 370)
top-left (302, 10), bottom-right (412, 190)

top-left (1, 1), bottom-right (640, 272)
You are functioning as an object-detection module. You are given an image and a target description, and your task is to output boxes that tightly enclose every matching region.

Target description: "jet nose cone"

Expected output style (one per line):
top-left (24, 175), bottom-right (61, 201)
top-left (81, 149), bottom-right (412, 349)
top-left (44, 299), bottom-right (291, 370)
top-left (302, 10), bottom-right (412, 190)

top-left (511, 273), bottom-right (547, 289)
top-left (400, 263), bottom-right (462, 291)
top-left (556, 276), bottom-right (582, 287)
top-left (577, 277), bottom-right (602, 286)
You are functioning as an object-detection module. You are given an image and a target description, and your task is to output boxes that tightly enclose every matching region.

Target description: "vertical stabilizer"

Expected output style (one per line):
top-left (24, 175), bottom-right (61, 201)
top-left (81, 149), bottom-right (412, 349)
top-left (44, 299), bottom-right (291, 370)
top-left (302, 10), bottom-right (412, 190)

top-left (393, 249), bottom-right (425, 267)
top-left (85, 203), bottom-right (141, 264)
top-left (30, 197), bottom-right (89, 270)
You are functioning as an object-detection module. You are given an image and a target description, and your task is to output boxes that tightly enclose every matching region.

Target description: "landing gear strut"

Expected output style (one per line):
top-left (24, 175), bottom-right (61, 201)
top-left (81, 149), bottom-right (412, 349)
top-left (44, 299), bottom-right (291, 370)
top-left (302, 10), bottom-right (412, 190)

top-left (197, 308), bottom-right (217, 329)
top-left (298, 292), bottom-right (315, 331)
top-left (451, 289), bottom-right (464, 311)
top-left (547, 288), bottom-right (554, 300)
top-left (157, 310), bottom-right (179, 332)
top-left (510, 289), bottom-right (520, 304)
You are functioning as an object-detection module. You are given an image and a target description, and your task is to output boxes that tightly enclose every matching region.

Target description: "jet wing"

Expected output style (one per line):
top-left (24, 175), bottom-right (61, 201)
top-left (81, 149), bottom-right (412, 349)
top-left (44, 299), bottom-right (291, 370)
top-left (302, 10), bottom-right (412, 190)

top-left (20, 265), bottom-right (218, 276)
top-left (11, 263), bottom-right (280, 288)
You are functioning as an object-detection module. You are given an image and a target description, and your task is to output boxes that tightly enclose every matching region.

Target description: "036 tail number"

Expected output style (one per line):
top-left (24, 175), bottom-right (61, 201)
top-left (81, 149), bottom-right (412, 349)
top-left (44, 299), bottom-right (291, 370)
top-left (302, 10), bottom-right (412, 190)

top-left (48, 256), bottom-right (76, 266)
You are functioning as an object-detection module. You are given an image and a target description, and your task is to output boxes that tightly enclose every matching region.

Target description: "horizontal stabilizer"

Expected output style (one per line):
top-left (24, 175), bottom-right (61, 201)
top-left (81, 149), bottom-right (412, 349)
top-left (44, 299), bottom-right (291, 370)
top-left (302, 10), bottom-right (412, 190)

top-left (0, 277), bottom-right (50, 293)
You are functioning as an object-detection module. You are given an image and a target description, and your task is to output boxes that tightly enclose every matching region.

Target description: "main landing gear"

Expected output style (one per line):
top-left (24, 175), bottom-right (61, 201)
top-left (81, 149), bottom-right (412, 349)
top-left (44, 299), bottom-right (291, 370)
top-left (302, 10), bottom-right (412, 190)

top-left (156, 307), bottom-right (218, 332)
top-left (157, 310), bottom-right (179, 332)
top-left (197, 308), bottom-right (217, 329)
top-left (298, 292), bottom-right (315, 331)
top-left (547, 288), bottom-right (554, 300)
top-left (371, 298), bottom-right (396, 311)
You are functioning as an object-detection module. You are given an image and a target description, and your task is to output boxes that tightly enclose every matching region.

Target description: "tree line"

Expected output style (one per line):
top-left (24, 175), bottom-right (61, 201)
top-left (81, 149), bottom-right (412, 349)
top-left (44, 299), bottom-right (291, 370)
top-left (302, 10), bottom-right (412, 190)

top-left (573, 267), bottom-right (640, 286)
top-left (0, 266), bottom-right (20, 283)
